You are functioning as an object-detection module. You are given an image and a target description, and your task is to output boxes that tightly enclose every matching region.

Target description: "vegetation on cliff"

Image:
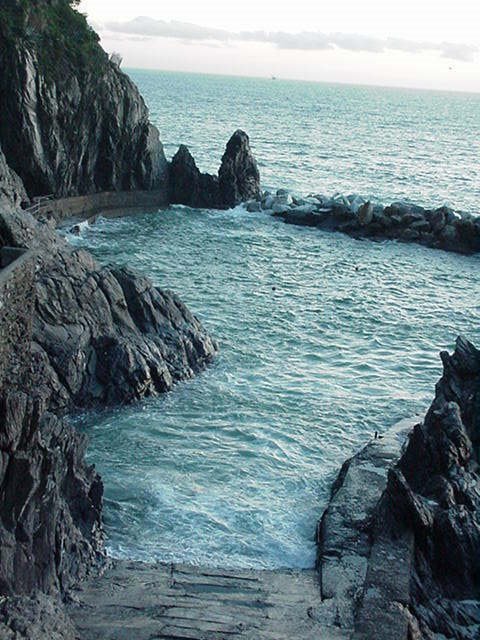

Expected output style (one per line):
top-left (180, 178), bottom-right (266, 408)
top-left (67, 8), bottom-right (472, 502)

top-left (0, 0), bottom-right (105, 78)
top-left (0, 0), bottom-right (168, 199)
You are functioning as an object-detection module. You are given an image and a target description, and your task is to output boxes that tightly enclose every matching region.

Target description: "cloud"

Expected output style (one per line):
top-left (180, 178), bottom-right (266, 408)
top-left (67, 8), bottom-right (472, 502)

top-left (102, 17), bottom-right (479, 62)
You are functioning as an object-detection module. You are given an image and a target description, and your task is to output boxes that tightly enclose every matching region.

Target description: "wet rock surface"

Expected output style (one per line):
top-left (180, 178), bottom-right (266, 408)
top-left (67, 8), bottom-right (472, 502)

top-left (170, 130), bottom-right (261, 209)
top-left (257, 190), bottom-right (480, 254)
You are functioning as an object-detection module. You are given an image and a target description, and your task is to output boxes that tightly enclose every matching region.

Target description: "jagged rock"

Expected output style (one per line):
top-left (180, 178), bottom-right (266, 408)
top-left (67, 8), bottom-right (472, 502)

top-left (0, 208), bottom-right (217, 413)
top-left (169, 130), bottom-right (261, 210)
top-left (218, 130), bottom-right (261, 207)
top-left (0, 393), bottom-right (104, 596)
top-left (31, 250), bottom-right (217, 413)
top-left (169, 145), bottom-right (219, 208)
top-left (0, 1), bottom-right (169, 200)
top-left (317, 337), bottom-right (480, 639)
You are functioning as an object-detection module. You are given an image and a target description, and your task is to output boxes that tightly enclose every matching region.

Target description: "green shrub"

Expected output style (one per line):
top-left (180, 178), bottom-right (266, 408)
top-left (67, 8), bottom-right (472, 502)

top-left (0, 0), bottom-right (108, 81)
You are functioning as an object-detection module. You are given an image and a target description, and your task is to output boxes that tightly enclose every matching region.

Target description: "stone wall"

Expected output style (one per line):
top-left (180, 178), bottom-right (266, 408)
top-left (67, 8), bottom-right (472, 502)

top-left (0, 248), bottom-right (36, 391)
top-left (32, 189), bottom-right (169, 224)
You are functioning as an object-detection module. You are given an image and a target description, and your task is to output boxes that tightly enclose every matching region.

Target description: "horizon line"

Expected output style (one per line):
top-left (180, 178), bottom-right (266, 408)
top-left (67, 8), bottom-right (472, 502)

top-left (121, 64), bottom-right (480, 97)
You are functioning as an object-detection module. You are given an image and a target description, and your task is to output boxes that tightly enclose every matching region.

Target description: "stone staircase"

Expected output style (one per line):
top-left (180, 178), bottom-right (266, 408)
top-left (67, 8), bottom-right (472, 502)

top-left (68, 560), bottom-right (348, 640)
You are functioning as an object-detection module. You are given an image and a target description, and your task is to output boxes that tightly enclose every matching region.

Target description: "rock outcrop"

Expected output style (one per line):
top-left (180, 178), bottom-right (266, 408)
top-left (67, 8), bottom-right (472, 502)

top-left (169, 130), bottom-right (261, 209)
top-left (0, 219), bottom-right (105, 622)
top-left (317, 337), bottom-right (480, 639)
top-left (169, 145), bottom-right (220, 209)
top-left (0, 0), bottom-right (169, 201)
top-left (218, 130), bottom-right (262, 207)
top-left (1, 208), bottom-right (217, 414)
top-left (260, 190), bottom-right (480, 255)
top-left (380, 337), bottom-right (480, 639)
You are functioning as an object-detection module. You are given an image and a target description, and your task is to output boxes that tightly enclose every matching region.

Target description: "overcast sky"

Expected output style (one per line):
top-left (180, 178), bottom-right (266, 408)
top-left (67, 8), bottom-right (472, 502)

top-left (79, 0), bottom-right (480, 92)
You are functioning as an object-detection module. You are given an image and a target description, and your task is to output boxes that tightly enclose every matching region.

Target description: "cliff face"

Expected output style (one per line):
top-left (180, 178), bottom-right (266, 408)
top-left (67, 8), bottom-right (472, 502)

top-left (0, 145), bottom-right (28, 211)
top-left (0, 205), bottom-right (217, 637)
top-left (384, 337), bottom-right (480, 639)
top-left (0, 0), bottom-right (168, 200)
top-left (0, 240), bottom-right (104, 600)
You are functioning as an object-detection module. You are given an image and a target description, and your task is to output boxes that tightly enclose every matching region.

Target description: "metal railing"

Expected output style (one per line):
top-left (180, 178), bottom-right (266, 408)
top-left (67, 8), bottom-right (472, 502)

top-left (24, 194), bottom-right (54, 217)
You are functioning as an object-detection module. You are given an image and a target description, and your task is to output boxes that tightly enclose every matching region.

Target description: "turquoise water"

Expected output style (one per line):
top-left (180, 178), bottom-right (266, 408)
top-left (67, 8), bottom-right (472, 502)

top-left (131, 69), bottom-right (480, 213)
top-left (73, 72), bottom-right (480, 568)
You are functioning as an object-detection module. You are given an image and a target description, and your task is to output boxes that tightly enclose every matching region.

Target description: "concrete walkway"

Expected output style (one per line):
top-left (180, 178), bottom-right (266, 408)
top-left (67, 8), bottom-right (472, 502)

top-left (68, 560), bottom-right (348, 640)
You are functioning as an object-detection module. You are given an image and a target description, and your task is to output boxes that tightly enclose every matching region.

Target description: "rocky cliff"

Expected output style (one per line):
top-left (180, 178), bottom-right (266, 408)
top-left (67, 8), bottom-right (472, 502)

top-left (317, 337), bottom-right (480, 640)
top-left (0, 204), bottom-right (217, 636)
top-left (1, 208), bottom-right (217, 415)
top-left (0, 0), bottom-right (168, 200)
top-left (0, 226), bottom-right (104, 630)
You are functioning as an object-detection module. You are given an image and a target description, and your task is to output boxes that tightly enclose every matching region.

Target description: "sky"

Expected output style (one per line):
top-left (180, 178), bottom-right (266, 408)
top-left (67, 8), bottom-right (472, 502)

top-left (79, 0), bottom-right (480, 92)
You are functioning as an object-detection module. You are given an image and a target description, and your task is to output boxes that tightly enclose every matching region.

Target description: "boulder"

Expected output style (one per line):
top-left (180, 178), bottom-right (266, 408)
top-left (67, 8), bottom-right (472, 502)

top-left (358, 201), bottom-right (374, 226)
top-left (246, 200), bottom-right (262, 212)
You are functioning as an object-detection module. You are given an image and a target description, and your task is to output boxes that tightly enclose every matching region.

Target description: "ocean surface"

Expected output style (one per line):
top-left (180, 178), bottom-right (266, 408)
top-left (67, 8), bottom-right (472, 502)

top-left (71, 71), bottom-right (480, 569)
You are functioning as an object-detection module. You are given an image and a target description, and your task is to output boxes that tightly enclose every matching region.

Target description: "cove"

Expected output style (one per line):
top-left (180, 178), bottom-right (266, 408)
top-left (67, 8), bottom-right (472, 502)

top-left (71, 205), bottom-right (480, 569)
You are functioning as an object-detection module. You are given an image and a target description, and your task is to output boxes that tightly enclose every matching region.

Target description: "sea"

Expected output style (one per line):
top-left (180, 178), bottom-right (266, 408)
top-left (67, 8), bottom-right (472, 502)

top-left (70, 70), bottom-right (480, 569)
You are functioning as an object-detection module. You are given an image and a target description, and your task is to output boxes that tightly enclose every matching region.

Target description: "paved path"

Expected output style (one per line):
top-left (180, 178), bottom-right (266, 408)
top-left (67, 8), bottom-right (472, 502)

top-left (68, 560), bottom-right (348, 640)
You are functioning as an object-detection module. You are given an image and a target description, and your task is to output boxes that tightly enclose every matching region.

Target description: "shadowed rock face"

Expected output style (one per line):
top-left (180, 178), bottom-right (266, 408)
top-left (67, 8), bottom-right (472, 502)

top-left (0, 0), bottom-right (169, 200)
top-left (383, 337), bottom-right (480, 639)
top-left (1, 209), bottom-right (218, 414)
top-left (318, 338), bottom-right (480, 640)
top-left (169, 130), bottom-right (261, 209)
top-left (0, 393), bottom-right (104, 597)
top-left (218, 130), bottom-right (261, 208)
top-left (0, 145), bottom-right (28, 212)
top-left (169, 145), bottom-right (220, 209)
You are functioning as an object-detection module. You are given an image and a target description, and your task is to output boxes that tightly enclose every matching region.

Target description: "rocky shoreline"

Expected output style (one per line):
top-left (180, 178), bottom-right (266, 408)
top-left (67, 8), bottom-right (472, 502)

top-left (0, 2), bottom-right (478, 638)
top-left (244, 189), bottom-right (480, 255)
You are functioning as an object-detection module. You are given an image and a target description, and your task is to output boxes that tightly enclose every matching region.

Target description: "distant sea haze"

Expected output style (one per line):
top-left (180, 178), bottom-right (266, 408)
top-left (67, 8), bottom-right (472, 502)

top-left (132, 69), bottom-right (480, 215)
